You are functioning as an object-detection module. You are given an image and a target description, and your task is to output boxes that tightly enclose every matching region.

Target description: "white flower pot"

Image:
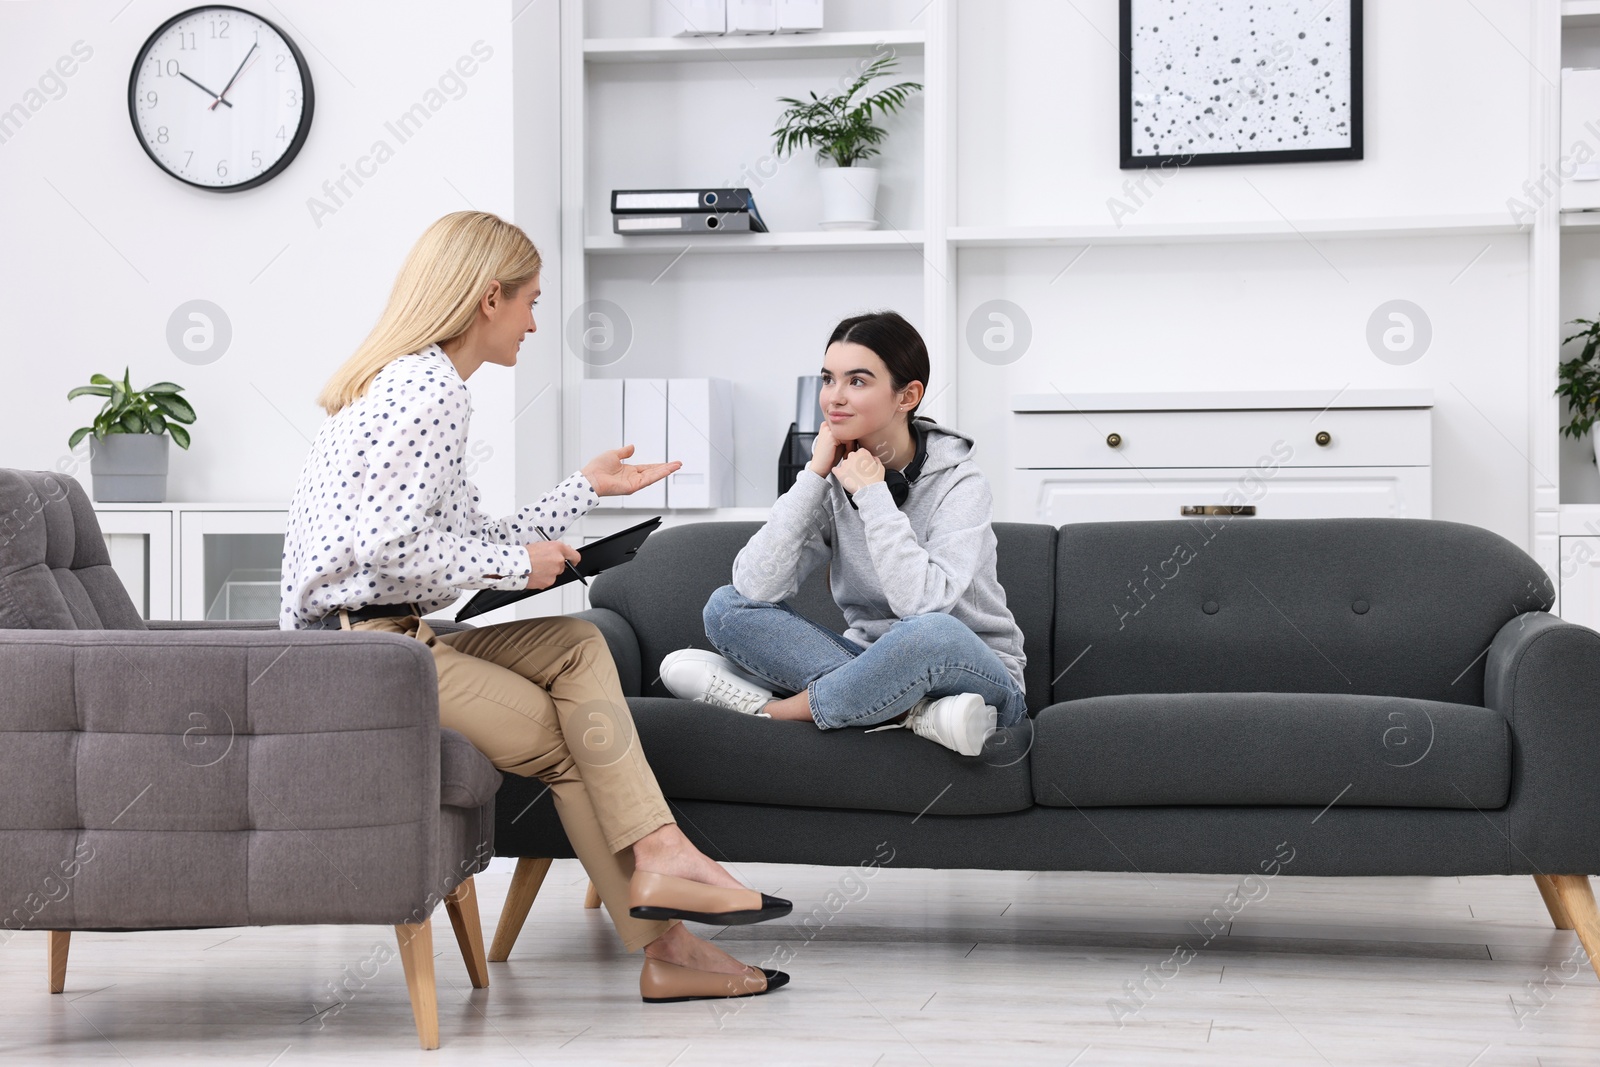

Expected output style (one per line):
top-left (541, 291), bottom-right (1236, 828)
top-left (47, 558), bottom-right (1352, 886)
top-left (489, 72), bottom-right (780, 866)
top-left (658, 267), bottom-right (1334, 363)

top-left (818, 166), bottom-right (880, 230)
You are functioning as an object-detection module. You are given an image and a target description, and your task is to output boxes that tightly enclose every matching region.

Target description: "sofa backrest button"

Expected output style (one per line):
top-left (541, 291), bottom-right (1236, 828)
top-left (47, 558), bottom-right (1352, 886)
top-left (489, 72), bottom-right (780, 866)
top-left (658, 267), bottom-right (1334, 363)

top-left (1202, 600), bottom-right (1219, 614)
top-left (1352, 599), bottom-right (1370, 614)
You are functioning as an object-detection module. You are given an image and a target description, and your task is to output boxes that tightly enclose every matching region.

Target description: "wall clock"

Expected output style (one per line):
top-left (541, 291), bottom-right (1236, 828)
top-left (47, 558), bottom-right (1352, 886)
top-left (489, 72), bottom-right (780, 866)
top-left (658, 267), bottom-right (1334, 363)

top-left (128, 5), bottom-right (314, 191)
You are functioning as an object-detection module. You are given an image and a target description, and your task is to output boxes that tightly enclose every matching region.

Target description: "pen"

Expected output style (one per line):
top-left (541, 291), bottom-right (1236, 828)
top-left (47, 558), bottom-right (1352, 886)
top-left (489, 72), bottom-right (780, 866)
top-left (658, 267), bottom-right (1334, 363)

top-left (535, 525), bottom-right (588, 587)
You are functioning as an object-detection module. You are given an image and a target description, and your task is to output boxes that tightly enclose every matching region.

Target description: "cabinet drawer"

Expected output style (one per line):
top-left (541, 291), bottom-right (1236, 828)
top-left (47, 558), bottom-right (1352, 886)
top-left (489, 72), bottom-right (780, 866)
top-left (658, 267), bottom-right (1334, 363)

top-left (1013, 407), bottom-right (1430, 468)
top-left (1010, 467), bottom-right (1431, 524)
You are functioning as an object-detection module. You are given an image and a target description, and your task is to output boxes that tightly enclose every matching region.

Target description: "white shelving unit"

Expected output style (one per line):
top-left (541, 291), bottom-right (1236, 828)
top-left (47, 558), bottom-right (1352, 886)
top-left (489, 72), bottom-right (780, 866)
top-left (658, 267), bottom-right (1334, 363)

top-left (1548, 0), bottom-right (1600, 624)
top-left (556, 0), bottom-right (951, 614)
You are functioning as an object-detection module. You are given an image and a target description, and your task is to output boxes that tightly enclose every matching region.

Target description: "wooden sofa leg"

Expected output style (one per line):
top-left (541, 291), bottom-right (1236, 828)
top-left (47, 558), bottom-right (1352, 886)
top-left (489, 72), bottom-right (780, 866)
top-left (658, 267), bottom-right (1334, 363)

top-left (394, 919), bottom-right (439, 1050)
top-left (1534, 874), bottom-right (1574, 930)
top-left (444, 876), bottom-right (489, 989)
top-left (584, 880), bottom-right (602, 909)
top-left (47, 931), bottom-right (69, 994)
top-left (489, 857), bottom-right (552, 963)
top-left (1545, 875), bottom-right (1600, 981)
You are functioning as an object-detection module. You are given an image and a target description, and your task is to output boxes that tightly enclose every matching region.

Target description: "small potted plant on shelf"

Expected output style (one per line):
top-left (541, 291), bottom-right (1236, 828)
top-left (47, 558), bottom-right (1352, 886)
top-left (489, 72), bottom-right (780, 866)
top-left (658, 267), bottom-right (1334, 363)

top-left (772, 53), bottom-right (922, 231)
top-left (67, 368), bottom-right (197, 502)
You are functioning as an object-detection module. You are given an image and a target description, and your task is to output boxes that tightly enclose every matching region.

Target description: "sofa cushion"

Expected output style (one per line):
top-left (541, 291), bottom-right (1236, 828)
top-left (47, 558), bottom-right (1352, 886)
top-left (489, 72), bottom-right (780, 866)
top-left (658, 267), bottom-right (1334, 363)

top-left (439, 727), bottom-right (500, 809)
top-left (590, 521), bottom-right (1058, 714)
top-left (1052, 517), bottom-right (1553, 707)
top-left (626, 697), bottom-right (1034, 816)
top-left (1031, 692), bottom-right (1508, 809)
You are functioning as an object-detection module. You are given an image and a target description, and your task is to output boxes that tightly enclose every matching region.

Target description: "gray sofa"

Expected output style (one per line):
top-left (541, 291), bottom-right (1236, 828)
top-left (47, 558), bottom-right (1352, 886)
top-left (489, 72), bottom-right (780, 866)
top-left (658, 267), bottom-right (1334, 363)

top-left (489, 516), bottom-right (1600, 978)
top-left (0, 470), bottom-right (502, 1049)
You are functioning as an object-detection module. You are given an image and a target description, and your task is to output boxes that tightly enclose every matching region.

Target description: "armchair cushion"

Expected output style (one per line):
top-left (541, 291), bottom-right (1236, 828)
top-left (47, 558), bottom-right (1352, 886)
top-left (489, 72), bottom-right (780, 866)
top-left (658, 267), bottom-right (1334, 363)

top-left (440, 728), bottom-right (500, 809)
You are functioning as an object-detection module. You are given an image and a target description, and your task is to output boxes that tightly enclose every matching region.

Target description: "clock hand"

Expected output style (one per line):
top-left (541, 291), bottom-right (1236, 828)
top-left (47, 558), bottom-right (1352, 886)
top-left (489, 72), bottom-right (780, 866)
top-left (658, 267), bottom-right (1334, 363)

top-left (178, 70), bottom-right (233, 108)
top-left (208, 42), bottom-right (259, 111)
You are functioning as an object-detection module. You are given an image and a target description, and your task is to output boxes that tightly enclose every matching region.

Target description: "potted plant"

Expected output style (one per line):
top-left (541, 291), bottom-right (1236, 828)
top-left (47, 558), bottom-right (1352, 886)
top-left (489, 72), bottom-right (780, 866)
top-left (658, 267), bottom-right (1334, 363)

top-left (67, 368), bottom-right (197, 502)
top-left (772, 54), bottom-right (922, 230)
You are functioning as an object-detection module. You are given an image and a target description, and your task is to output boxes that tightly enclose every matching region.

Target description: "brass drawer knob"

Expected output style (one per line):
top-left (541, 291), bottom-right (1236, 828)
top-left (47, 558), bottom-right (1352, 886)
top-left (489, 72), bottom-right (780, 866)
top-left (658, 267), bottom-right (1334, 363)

top-left (1106, 432), bottom-right (1122, 448)
top-left (1315, 431), bottom-right (1332, 446)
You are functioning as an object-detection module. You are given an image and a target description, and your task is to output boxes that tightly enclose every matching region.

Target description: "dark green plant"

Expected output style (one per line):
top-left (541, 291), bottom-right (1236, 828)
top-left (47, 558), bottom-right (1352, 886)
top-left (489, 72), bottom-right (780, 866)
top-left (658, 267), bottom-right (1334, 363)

top-left (67, 368), bottom-right (196, 451)
top-left (772, 54), bottom-right (922, 168)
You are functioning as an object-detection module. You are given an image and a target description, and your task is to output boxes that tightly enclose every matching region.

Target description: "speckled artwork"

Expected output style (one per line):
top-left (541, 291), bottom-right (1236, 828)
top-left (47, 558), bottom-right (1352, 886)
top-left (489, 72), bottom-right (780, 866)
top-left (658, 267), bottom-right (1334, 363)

top-left (1125, 0), bottom-right (1356, 160)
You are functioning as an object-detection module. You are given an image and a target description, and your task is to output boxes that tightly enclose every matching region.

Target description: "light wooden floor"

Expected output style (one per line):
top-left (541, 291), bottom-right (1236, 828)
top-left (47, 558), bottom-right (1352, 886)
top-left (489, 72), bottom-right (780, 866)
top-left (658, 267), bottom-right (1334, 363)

top-left (4, 860), bottom-right (1599, 1065)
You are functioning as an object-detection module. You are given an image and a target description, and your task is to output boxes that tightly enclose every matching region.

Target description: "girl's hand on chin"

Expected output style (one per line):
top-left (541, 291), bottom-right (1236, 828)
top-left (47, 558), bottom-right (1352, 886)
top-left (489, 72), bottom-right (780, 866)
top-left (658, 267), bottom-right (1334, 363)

top-left (808, 423), bottom-right (852, 477)
top-left (832, 448), bottom-right (885, 494)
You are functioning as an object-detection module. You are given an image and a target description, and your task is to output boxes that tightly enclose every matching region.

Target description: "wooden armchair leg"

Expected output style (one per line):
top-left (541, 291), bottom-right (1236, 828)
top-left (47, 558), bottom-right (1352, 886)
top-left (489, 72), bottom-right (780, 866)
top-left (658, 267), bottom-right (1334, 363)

top-left (1543, 875), bottom-right (1600, 981)
top-left (489, 857), bottom-right (552, 963)
top-left (47, 931), bottom-right (69, 994)
top-left (1535, 874), bottom-right (1574, 930)
top-left (584, 880), bottom-right (602, 909)
top-left (444, 876), bottom-right (489, 989)
top-left (394, 919), bottom-right (439, 1050)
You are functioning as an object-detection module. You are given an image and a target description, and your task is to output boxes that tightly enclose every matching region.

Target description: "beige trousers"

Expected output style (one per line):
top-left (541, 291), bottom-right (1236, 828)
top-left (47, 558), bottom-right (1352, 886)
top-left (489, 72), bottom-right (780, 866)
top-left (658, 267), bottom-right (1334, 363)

top-left (347, 611), bottom-right (676, 952)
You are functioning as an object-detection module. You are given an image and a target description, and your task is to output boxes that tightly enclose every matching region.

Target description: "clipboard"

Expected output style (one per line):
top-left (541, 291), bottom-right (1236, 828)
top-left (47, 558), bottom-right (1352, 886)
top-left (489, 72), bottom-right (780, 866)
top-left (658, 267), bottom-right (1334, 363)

top-left (454, 516), bottom-right (663, 622)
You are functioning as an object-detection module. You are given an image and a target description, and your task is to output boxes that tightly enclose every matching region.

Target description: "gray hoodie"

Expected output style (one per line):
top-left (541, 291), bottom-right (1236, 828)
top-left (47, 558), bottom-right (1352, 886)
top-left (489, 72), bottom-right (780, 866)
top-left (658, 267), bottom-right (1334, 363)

top-left (730, 416), bottom-right (1027, 692)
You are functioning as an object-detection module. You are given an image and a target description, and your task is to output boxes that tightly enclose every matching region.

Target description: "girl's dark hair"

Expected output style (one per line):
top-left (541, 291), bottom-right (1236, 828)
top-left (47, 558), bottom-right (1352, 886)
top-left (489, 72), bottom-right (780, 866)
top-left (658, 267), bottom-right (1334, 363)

top-left (826, 311), bottom-right (930, 417)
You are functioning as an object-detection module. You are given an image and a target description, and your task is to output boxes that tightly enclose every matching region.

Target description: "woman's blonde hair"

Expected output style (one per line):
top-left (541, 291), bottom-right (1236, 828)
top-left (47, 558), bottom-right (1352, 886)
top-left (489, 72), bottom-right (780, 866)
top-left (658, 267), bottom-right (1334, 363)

top-left (317, 210), bottom-right (543, 415)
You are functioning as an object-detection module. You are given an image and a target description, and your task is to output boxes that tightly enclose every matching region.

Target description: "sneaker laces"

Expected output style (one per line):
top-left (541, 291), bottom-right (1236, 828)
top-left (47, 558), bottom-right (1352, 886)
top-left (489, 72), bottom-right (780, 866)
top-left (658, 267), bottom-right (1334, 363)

top-left (705, 673), bottom-right (768, 715)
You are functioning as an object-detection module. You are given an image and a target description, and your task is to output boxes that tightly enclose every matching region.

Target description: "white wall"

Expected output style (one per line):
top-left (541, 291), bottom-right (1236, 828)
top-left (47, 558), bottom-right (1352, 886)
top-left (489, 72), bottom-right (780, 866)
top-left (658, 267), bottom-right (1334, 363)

top-left (0, 0), bottom-right (536, 520)
top-left (955, 0), bottom-right (1536, 548)
top-left (0, 0), bottom-right (1547, 554)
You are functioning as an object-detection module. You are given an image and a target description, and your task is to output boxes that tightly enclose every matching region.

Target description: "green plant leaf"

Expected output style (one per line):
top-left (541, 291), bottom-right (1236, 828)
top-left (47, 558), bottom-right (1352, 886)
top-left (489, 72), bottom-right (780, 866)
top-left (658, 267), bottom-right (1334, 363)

top-left (141, 381), bottom-right (184, 395)
top-left (150, 393), bottom-right (196, 423)
top-left (89, 373), bottom-right (114, 386)
top-left (67, 426), bottom-right (92, 450)
top-left (120, 410), bottom-right (146, 433)
top-left (168, 423), bottom-right (191, 450)
top-left (147, 410), bottom-right (169, 436)
top-left (67, 385), bottom-right (113, 400)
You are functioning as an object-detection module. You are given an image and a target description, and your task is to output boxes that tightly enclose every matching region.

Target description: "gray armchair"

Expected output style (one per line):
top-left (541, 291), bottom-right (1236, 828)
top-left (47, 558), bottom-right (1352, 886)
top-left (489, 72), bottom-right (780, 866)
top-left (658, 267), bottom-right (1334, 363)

top-left (0, 469), bottom-right (498, 1049)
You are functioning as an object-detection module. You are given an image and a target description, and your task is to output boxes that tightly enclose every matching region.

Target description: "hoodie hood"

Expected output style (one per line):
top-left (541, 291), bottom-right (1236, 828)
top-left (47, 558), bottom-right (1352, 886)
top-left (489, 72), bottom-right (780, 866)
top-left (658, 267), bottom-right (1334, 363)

top-left (909, 415), bottom-right (974, 479)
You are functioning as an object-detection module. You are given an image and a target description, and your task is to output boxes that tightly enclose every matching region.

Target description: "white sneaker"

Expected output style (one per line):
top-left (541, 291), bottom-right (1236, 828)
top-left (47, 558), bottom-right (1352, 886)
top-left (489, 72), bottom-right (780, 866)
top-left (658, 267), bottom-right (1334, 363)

top-left (659, 648), bottom-right (774, 716)
top-left (898, 693), bottom-right (997, 756)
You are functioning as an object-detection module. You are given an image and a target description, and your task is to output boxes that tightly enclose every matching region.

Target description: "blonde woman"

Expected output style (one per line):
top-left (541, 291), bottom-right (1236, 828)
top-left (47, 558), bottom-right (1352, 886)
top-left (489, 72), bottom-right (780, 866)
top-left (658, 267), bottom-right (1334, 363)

top-left (280, 211), bottom-right (790, 1003)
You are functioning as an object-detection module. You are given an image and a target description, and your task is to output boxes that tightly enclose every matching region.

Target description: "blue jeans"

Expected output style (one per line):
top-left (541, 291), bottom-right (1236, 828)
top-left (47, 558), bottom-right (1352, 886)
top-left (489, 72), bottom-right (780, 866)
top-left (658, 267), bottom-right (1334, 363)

top-left (701, 584), bottom-right (1029, 731)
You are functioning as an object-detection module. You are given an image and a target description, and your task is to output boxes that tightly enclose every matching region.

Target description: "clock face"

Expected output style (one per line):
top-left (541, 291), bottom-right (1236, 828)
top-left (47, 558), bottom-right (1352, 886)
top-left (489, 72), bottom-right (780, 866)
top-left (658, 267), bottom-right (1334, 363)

top-left (128, 5), bottom-right (313, 191)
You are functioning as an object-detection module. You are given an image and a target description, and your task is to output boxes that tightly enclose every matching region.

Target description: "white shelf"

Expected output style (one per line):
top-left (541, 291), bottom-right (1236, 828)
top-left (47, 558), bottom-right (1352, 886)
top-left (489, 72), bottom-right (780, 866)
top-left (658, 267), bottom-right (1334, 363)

top-left (950, 215), bottom-right (1527, 248)
top-left (1562, 211), bottom-right (1600, 230)
top-left (1563, 1), bottom-right (1600, 28)
top-left (584, 30), bottom-right (925, 64)
top-left (1561, 503), bottom-right (1600, 533)
top-left (585, 230), bottom-right (924, 254)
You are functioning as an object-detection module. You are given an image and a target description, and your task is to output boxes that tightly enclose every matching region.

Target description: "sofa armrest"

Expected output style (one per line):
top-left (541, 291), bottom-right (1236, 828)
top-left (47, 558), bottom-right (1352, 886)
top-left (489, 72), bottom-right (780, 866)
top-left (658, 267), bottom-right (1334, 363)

top-left (569, 607), bottom-right (642, 697)
top-left (0, 628), bottom-right (446, 928)
top-left (1485, 611), bottom-right (1600, 874)
top-left (145, 618), bottom-right (280, 630)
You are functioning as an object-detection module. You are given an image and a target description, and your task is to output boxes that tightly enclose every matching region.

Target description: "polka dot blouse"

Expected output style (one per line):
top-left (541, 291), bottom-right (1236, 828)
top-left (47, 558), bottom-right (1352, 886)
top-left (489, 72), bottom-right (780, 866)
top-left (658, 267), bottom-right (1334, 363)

top-left (279, 344), bottom-right (600, 629)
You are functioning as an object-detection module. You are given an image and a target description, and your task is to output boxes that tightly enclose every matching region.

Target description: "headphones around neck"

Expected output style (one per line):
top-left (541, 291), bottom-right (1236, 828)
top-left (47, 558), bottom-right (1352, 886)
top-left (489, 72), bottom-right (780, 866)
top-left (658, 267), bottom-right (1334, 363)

top-left (845, 422), bottom-right (927, 511)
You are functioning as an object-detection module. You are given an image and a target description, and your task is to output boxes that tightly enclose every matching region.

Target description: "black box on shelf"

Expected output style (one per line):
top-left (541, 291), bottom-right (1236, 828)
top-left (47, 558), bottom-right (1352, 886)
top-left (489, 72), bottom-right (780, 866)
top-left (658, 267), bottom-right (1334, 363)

top-left (778, 421), bottom-right (818, 496)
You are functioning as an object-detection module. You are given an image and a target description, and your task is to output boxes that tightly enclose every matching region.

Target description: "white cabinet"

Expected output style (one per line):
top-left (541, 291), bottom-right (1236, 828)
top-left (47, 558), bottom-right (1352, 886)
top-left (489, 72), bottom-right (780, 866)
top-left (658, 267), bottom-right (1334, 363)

top-left (93, 503), bottom-right (286, 622)
top-left (581, 378), bottom-right (734, 509)
top-left (92, 508), bottom-right (174, 620)
top-left (1008, 389), bottom-right (1433, 524)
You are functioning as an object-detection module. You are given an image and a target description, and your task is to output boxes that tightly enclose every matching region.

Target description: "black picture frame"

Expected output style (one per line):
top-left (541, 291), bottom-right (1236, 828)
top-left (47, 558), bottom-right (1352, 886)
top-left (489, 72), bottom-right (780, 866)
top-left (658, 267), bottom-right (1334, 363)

top-left (127, 5), bottom-right (315, 193)
top-left (1118, 0), bottom-right (1362, 170)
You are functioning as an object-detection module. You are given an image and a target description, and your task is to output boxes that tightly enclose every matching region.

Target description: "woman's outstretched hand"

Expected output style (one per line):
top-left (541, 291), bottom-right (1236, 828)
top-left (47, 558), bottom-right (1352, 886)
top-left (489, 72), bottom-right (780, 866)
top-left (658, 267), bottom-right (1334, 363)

top-left (582, 444), bottom-right (681, 497)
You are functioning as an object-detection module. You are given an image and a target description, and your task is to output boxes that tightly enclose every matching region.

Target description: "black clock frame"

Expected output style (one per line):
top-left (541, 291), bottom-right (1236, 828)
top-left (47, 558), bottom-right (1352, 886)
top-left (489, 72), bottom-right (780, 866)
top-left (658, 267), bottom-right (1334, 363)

top-left (127, 4), bottom-right (315, 192)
